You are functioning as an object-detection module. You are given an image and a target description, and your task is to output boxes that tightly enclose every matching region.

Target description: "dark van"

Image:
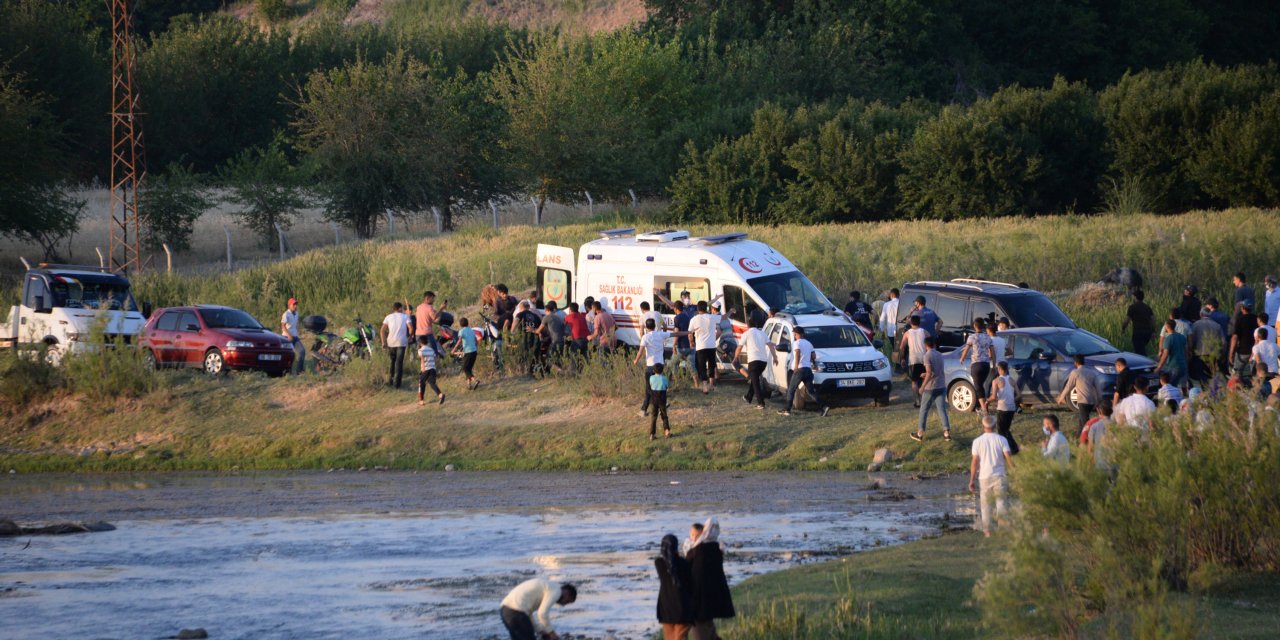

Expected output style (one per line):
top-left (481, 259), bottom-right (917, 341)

top-left (896, 279), bottom-right (1077, 351)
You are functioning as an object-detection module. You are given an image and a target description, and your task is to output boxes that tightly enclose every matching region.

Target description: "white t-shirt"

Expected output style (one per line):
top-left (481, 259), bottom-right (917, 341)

top-left (792, 337), bottom-right (815, 370)
top-left (689, 313), bottom-right (719, 350)
top-left (991, 335), bottom-right (1008, 363)
top-left (740, 327), bottom-right (770, 363)
top-left (418, 345), bottom-right (437, 370)
top-left (1115, 393), bottom-right (1156, 427)
top-left (1043, 431), bottom-right (1070, 464)
top-left (383, 312), bottom-right (411, 348)
top-left (905, 327), bottom-right (927, 365)
top-left (1088, 418), bottom-right (1110, 469)
top-left (640, 330), bottom-right (670, 366)
top-left (643, 310), bottom-right (663, 334)
top-left (1252, 339), bottom-right (1279, 373)
top-left (971, 432), bottom-right (1011, 479)
top-left (993, 375), bottom-right (1017, 411)
top-left (281, 309), bottom-right (299, 339)
top-left (501, 578), bottom-right (562, 634)
top-left (879, 298), bottom-right (899, 337)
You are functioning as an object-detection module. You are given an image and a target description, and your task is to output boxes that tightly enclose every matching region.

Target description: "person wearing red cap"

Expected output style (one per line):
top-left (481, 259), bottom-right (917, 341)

top-left (281, 297), bottom-right (304, 374)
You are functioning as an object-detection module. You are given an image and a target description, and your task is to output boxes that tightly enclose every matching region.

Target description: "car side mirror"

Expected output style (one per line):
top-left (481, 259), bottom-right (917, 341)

top-left (873, 339), bottom-right (884, 349)
top-left (142, 301), bottom-right (153, 319)
top-left (776, 343), bottom-right (790, 353)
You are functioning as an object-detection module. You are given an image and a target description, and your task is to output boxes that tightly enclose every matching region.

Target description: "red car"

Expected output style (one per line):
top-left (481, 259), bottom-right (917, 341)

top-left (139, 305), bottom-right (295, 375)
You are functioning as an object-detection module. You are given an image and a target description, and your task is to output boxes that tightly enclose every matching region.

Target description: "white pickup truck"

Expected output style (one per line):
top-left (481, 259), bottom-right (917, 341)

top-left (1, 264), bottom-right (147, 362)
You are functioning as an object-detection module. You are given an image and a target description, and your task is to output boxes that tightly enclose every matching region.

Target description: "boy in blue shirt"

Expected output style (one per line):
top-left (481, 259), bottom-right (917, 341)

top-left (649, 362), bottom-right (671, 440)
top-left (417, 335), bottom-right (444, 406)
top-left (452, 316), bottom-right (481, 390)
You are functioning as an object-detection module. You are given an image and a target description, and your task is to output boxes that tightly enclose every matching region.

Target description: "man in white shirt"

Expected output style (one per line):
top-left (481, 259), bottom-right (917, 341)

top-left (1114, 378), bottom-right (1156, 431)
top-left (380, 301), bottom-right (412, 389)
top-left (633, 318), bottom-right (689, 417)
top-left (1250, 327), bottom-right (1279, 374)
top-left (500, 578), bottom-right (577, 640)
top-left (778, 326), bottom-right (829, 417)
top-left (733, 315), bottom-right (777, 410)
top-left (1041, 414), bottom-right (1070, 465)
top-left (640, 300), bottom-right (662, 336)
top-left (280, 296), bottom-right (303, 374)
top-left (899, 315), bottom-right (928, 406)
top-left (880, 290), bottom-right (901, 371)
top-left (1088, 403), bottom-right (1113, 472)
top-left (688, 301), bottom-right (721, 394)
top-left (969, 414), bottom-right (1013, 537)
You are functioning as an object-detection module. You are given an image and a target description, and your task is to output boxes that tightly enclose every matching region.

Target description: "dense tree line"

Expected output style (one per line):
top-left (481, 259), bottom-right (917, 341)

top-left (1, 0), bottom-right (1278, 255)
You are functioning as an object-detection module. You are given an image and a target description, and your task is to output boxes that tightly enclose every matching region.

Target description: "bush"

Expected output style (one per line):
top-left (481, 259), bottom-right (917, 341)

top-left (256, 0), bottom-right (289, 23)
top-left (976, 392), bottom-right (1280, 637)
top-left (140, 163), bottom-right (211, 252)
top-left (0, 348), bottom-right (63, 409)
top-left (220, 134), bottom-right (308, 248)
top-left (897, 78), bottom-right (1108, 218)
top-left (1099, 60), bottom-right (1280, 212)
top-left (1188, 90), bottom-right (1280, 208)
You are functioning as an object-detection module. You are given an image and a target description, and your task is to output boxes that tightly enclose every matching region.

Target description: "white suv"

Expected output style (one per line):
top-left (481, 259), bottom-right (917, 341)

top-left (761, 312), bottom-right (893, 404)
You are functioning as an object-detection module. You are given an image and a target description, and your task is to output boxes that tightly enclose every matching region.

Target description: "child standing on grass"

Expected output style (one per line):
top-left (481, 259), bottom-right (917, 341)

top-left (649, 362), bottom-right (671, 440)
top-left (417, 335), bottom-right (445, 406)
top-left (452, 317), bottom-right (480, 391)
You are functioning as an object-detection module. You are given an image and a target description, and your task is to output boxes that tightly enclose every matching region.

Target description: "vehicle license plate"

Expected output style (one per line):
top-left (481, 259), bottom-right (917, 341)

top-left (259, 354), bottom-right (282, 361)
top-left (838, 378), bottom-right (865, 388)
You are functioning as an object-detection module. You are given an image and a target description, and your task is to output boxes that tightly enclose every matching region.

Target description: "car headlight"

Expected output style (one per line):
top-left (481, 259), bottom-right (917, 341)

top-left (1094, 365), bottom-right (1117, 374)
top-left (226, 340), bottom-right (254, 349)
top-left (874, 358), bottom-right (888, 370)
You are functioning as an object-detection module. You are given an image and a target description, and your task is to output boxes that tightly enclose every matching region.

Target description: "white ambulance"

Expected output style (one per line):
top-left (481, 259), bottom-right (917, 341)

top-left (535, 229), bottom-right (893, 400)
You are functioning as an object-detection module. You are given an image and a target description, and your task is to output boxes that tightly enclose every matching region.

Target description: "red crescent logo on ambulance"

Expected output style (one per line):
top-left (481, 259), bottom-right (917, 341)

top-left (764, 255), bottom-right (782, 266)
top-left (739, 257), bottom-right (763, 273)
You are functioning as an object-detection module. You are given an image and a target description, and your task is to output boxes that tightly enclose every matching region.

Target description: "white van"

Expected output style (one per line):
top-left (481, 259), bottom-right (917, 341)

top-left (535, 229), bottom-right (893, 400)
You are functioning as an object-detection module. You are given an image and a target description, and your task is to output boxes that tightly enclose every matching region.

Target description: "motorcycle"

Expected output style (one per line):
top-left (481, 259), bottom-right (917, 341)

top-left (304, 315), bottom-right (376, 372)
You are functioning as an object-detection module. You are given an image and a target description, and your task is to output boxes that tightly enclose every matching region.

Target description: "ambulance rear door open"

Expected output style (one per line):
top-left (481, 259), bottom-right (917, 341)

top-left (535, 244), bottom-right (575, 310)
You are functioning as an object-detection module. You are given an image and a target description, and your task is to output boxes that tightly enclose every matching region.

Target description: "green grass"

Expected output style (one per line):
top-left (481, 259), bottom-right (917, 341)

top-left (112, 208), bottom-right (1279, 353)
top-left (725, 532), bottom-right (1280, 639)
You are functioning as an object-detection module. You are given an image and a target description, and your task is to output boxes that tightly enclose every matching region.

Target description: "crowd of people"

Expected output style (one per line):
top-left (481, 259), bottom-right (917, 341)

top-left (497, 517), bottom-right (735, 640)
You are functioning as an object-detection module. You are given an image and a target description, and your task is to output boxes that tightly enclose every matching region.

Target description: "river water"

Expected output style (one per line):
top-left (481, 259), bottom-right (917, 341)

top-left (0, 471), bottom-right (972, 639)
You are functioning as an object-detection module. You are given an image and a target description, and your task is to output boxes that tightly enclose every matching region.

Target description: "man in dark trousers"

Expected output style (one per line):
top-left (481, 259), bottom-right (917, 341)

top-left (1057, 354), bottom-right (1100, 437)
top-left (499, 578), bottom-right (576, 640)
top-left (1122, 289), bottom-right (1155, 357)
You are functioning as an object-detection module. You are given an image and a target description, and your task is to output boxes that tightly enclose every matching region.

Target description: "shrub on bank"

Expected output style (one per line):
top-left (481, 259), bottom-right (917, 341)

top-left (975, 392), bottom-right (1280, 638)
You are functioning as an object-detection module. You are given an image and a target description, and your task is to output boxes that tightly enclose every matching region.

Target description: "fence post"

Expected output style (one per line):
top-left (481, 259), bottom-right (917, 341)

top-left (330, 222), bottom-right (341, 246)
top-left (162, 243), bottom-right (172, 273)
top-left (95, 247), bottom-right (105, 269)
top-left (628, 189), bottom-right (638, 208)
top-left (386, 209), bottom-right (396, 235)
top-left (431, 206), bottom-right (443, 234)
top-left (489, 199), bottom-right (499, 230)
top-left (531, 196), bottom-right (540, 225)
top-left (584, 191), bottom-right (593, 217)
top-left (222, 225), bottom-right (232, 270)
top-left (273, 223), bottom-right (286, 260)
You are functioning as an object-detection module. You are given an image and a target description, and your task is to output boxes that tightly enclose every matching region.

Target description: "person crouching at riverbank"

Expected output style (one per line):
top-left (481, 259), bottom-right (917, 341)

top-left (655, 533), bottom-right (694, 640)
top-left (417, 335), bottom-right (444, 406)
top-left (500, 578), bottom-right (577, 640)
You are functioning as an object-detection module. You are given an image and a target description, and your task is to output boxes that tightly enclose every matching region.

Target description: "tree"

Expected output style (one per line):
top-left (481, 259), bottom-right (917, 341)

top-left (140, 163), bottom-right (211, 252)
top-left (0, 68), bottom-right (82, 260)
top-left (293, 52), bottom-right (508, 237)
top-left (220, 135), bottom-right (308, 248)
top-left (490, 32), bottom-right (696, 222)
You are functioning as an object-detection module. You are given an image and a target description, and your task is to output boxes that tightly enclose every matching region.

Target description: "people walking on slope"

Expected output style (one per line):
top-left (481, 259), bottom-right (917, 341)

top-left (778, 326), bottom-right (829, 417)
top-left (970, 414), bottom-right (1013, 537)
top-left (380, 301), bottom-right (412, 389)
top-left (911, 336), bottom-right (950, 442)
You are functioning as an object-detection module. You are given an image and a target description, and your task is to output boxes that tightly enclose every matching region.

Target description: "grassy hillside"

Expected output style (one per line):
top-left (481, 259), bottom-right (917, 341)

top-left (4, 209), bottom-right (1278, 472)
top-left (130, 208), bottom-right (1277, 350)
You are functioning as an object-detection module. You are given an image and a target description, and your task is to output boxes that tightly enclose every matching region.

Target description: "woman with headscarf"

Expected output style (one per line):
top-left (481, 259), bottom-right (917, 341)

top-left (655, 534), bottom-right (694, 640)
top-left (686, 518), bottom-right (734, 640)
